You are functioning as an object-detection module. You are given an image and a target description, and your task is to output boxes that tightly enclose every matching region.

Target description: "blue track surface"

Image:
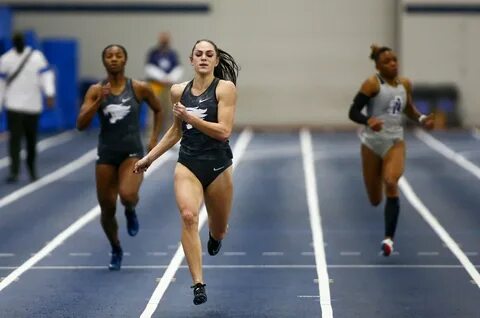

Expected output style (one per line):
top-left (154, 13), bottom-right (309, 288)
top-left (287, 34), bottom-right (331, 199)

top-left (0, 129), bottom-right (478, 317)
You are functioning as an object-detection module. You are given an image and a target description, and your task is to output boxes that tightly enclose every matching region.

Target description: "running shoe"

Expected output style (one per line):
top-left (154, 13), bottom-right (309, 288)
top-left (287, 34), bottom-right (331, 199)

top-left (108, 247), bottom-right (123, 271)
top-left (191, 283), bottom-right (207, 305)
top-left (381, 238), bottom-right (394, 257)
top-left (125, 208), bottom-right (139, 236)
top-left (207, 232), bottom-right (222, 256)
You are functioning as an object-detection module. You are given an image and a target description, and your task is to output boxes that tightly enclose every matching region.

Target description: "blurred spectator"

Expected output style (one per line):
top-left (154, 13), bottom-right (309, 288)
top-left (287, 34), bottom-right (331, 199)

top-left (0, 32), bottom-right (55, 183)
top-left (145, 32), bottom-right (183, 132)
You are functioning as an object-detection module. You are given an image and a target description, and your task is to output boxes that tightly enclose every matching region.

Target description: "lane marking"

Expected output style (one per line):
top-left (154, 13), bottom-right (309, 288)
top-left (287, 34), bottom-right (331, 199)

top-left (140, 129), bottom-right (253, 318)
top-left (399, 177), bottom-right (480, 288)
top-left (262, 252), bottom-right (285, 256)
top-left (69, 253), bottom-right (92, 257)
top-left (417, 252), bottom-right (440, 256)
top-left (340, 251), bottom-right (361, 256)
top-left (0, 150), bottom-right (174, 292)
top-left (300, 128), bottom-right (333, 318)
top-left (0, 264), bottom-right (477, 270)
top-left (0, 148), bottom-right (97, 209)
top-left (415, 129), bottom-right (480, 179)
top-left (223, 252), bottom-right (246, 256)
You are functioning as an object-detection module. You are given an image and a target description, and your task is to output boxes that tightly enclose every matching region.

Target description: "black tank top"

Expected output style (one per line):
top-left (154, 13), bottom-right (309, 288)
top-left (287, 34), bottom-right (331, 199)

top-left (179, 78), bottom-right (232, 160)
top-left (97, 78), bottom-right (143, 152)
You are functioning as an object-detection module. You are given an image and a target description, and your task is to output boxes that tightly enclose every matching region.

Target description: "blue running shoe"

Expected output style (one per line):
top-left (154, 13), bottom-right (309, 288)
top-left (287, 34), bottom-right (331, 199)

top-left (191, 283), bottom-right (207, 305)
top-left (207, 232), bottom-right (222, 256)
top-left (108, 247), bottom-right (123, 271)
top-left (125, 208), bottom-right (139, 237)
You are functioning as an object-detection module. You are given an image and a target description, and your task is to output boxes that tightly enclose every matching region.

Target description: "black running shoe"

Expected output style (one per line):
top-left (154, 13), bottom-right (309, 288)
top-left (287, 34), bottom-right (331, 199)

top-left (191, 283), bottom-right (207, 305)
top-left (207, 232), bottom-right (222, 256)
top-left (108, 247), bottom-right (123, 271)
top-left (125, 208), bottom-right (139, 237)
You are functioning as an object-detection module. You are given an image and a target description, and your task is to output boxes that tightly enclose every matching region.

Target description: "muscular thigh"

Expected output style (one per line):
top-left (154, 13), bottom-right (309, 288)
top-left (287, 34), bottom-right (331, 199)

top-left (118, 158), bottom-right (143, 195)
top-left (174, 163), bottom-right (204, 215)
top-left (96, 164), bottom-right (118, 207)
top-left (383, 140), bottom-right (405, 181)
top-left (361, 144), bottom-right (383, 187)
top-left (204, 166), bottom-right (233, 222)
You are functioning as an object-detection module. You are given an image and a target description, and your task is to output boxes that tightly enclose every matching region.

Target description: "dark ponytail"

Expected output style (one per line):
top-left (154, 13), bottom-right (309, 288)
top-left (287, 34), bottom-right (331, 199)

top-left (191, 39), bottom-right (240, 85)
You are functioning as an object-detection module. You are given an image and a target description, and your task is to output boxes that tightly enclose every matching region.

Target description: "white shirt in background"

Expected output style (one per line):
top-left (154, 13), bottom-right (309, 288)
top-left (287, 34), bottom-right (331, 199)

top-left (0, 46), bottom-right (56, 114)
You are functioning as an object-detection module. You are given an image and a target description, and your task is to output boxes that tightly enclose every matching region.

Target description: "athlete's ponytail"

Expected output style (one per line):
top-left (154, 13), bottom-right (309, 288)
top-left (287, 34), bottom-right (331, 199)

top-left (191, 39), bottom-right (240, 85)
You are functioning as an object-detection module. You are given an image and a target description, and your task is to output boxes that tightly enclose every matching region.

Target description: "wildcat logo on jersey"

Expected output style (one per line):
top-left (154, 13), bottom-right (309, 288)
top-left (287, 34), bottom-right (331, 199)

top-left (103, 104), bottom-right (131, 124)
top-left (186, 106), bottom-right (207, 129)
top-left (389, 96), bottom-right (403, 114)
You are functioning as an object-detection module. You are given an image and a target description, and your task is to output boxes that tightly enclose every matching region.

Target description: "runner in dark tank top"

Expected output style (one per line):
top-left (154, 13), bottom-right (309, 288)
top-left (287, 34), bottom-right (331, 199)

top-left (98, 78), bottom-right (143, 154)
top-left (134, 39), bottom-right (240, 306)
top-left (77, 44), bottom-right (163, 271)
top-left (179, 77), bottom-right (232, 160)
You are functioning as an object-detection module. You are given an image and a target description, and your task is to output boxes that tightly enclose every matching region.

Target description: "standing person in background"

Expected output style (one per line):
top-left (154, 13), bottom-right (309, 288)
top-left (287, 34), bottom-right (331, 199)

top-left (0, 32), bottom-right (55, 183)
top-left (134, 39), bottom-right (239, 305)
top-left (77, 44), bottom-right (162, 271)
top-left (145, 32), bottom-right (183, 132)
top-left (348, 44), bottom-right (434, 256)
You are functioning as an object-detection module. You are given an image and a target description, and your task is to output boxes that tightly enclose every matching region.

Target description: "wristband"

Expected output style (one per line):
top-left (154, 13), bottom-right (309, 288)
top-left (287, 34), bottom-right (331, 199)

top-left (418, 114), bottom-right (427, 123)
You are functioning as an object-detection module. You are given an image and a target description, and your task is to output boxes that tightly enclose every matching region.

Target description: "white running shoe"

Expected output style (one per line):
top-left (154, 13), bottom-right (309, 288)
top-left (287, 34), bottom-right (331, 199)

top-left (381, 238), bottom-right (394, 257)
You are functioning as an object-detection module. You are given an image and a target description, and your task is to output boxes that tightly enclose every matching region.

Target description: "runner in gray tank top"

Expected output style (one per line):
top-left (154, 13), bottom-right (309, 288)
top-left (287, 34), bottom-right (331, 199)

top-left (77, 44), bottom-right (163, 271)
top-left (348, 44), bottom-right (434, 256)
top-left (134, 39), bottom-right (239, 306)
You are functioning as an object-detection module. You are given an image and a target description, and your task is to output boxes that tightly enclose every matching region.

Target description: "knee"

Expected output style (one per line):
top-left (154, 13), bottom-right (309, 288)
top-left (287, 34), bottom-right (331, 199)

top-left (369, 197), bottom-right (382, 207)
top-left (180, 208), bottom-right (198, 228)
top-left (119, 190), bottom-right (139, 207)
top-left (384, 177), bottom-right (399, 193)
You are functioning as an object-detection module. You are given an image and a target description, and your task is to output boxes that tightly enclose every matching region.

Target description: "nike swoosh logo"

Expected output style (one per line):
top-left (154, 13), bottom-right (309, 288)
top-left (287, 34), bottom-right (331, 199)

top-left (121, 97), bottom-right (131, 103)
top-left (198, 97), bottom-right (211, 103)
top-left (213, 166), bottom-right (224, 172)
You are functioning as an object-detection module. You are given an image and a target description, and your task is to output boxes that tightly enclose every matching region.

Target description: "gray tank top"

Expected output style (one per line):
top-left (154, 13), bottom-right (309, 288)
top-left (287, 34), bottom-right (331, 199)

top-left (363, 74), bottom-right (407, 139)
top-left (97, 78), bottom-right (143, 152)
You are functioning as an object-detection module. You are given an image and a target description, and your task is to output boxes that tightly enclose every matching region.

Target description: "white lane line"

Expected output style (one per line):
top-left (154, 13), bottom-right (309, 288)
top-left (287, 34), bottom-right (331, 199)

top-left (302, 252), bottom-right (315, 256)
top-left (399, 177), bottom-right (480, 288)
top-left (0, 151), bottom-right (174, 292)
top-left (0, 253), bottom-right (15, 257)
top-left (140, 129), bottom-right (253, 318)
top-left (414, 129), bottom-right (480, 180)
top-left (417, 252), bottom-right (440, 256)
top-left (223, 252), bottom-right (246, 256)
top-left (340, 251), bottom-right (361, 256)
top-left (0, 130), bottom-right (76, 169)
top-left (69, 253), bottom-right (92, 257)
top-left (262, 252), bottom-right (284, 256)
top-left (466, 252), bottom-right (478, 257)
top-left (0, 264), bottom-right (479, 270)
top-left (0, 148), bottom-right (97, 209)
top-left (147, 252), bottom-right (168, 256)
top-left (300, 128), bottom-right (333, 318)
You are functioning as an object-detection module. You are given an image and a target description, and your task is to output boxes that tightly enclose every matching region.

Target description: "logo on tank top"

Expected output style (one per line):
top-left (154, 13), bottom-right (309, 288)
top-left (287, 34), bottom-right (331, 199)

top-left (389, 96), bottom-right (403, 115)
top-left (103, 103), bottom-right (131, 124)
top-left (185, 106), bottom-right (207, 129)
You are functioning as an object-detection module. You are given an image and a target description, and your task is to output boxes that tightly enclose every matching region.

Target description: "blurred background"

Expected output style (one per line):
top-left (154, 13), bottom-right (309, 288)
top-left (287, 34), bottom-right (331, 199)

top-left (0, 0), bottom-right (477, 132)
